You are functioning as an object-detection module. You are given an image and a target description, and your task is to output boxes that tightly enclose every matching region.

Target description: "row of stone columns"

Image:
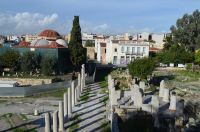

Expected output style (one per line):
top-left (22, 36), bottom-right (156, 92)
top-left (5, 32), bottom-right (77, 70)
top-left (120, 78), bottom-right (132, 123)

top-left (45, 64), bottom-right (86, 132)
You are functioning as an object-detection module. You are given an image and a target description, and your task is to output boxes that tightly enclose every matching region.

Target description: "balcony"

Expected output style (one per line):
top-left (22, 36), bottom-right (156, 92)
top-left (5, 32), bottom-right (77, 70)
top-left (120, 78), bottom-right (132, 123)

top-left (125, 51), bottom-right (143, 55)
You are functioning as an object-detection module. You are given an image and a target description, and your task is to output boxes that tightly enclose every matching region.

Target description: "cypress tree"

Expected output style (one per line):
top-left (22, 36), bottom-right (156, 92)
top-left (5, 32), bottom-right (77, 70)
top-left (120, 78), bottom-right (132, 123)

top-left (68, 16), bottom-right (85, 70)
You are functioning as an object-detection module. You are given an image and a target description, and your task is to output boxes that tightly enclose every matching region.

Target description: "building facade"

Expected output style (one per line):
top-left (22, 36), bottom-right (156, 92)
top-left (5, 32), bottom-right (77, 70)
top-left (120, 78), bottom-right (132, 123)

top-left (25, 34), bottom-right (37, 43)
top-left (105, 40), bottom-right (149, 66)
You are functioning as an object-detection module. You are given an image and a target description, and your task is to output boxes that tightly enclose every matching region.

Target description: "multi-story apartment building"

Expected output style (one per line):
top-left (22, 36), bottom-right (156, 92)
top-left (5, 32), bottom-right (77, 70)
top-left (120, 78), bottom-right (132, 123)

top-left (105, 40), bottom-right (149, 66)
top-left (137, 32), bottom-right (166, 49)
top-left (95, 36), bottom-right (109, 58)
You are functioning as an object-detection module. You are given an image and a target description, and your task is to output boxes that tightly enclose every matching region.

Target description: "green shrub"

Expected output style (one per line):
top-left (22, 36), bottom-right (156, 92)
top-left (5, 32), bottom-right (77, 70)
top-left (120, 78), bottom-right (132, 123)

top-left (128, 58), bottom-right (156, 79)
top-left (186, 63), bottom-right (193, 71)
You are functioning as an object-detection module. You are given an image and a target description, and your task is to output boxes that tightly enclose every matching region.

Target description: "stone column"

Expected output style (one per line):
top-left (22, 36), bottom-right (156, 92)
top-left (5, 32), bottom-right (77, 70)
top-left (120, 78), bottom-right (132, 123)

top-left (80, 76), bottom-right (82, 93)
top-left (163, 88), bottom-right (169, 102)
top-left (53, 111), bottom-right (58, 132)
top-left (169, 94), bottom-right (176, 111)
top-left (71, 81), bottom-right (75, 107)
top-left (151, 95), bottom-right (159, 113)
top-left (45, 113), bottom-right (50, 132)
top-left (139, 81), bottom-right (145, 91)
top-left (75, 87), bottom-right (77, 105)
top-left (159, 80), bottom-right (165, 98)
top-left (34, 109), bottom-right (39, 116)
top-left (132, 78), bottom-right (136, 85)
top-left (63, 92), bottom-right (68, 119)
top-left (78, 73), bottom-right (81, 97)
top-left (68, 87), bottom-right (72, 118)
top-left (58, 101), bottom-right (64, 132)
top-left (81, 64), bottom-right (85, 89)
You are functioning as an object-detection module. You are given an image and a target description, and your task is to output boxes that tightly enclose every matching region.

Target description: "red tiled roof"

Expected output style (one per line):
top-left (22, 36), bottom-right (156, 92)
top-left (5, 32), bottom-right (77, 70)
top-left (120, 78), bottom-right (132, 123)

top-left (28, 41), bottom-right (65, 48)
top-left (16, 41), bottom-right (30, 47)
top-left (149, 47), bottom-right (160, 52)
top-left (38, 29), bottom-right (61, 38)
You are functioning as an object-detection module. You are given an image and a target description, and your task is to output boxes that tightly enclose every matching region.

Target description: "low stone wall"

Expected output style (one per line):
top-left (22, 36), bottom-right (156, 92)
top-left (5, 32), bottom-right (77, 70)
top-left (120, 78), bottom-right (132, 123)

top-left (0, 79), bottom-right (78, 97)
top-left (0, 78), bottom-right (52, 86)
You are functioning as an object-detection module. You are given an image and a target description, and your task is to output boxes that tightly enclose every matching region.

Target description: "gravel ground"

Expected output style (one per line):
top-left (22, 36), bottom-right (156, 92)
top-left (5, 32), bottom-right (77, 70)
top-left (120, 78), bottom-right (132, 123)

top-left (67, 82), bottom-right (107, 132)
top-left (0, 82), bottom-right (108, 132)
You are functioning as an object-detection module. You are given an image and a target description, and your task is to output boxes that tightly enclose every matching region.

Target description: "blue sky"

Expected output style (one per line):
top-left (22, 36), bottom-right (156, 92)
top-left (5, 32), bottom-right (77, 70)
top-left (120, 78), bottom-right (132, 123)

top-left (0, 0), bottom-right (200, 35)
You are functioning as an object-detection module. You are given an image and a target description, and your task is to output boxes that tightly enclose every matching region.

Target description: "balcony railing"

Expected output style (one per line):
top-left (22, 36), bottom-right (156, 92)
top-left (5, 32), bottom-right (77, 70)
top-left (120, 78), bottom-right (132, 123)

top-left (125, 51), bottom-right (144, 55)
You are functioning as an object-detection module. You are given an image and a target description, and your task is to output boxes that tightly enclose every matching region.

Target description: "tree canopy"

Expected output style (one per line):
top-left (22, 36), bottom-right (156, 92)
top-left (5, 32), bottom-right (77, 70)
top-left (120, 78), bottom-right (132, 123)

top-left (68, 16), bottom-right (85, 69)
top-left (41, 56), bottom-right (57, 76)
top-left (195, 50), bottom-right (200, 64)
top-left (128, 58), bottom-right (156, 79)
top-left (21, 51), bottom-right (41, 73)
top-left (170, 9), bottom-right (200, 51)
top-left (0, 49), bottom-right (20, 71)
top-left (85, 40), bottom-right (95, 47)
top-left (158, 44), bottom-right (194, 64)
top-left (157, 44), bottom-right (194, 64)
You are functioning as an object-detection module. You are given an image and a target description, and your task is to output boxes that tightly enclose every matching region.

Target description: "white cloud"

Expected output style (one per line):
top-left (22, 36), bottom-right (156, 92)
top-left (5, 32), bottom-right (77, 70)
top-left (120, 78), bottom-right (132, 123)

top-left (80, 20), bottom-right (109, 34)
top-left (0, 12), bottom-right (58, 34)
top-left (129, 26), bottom-right (153, 33)
top-left (94, 24), bottom-right (108, 30)
top-left (38, 13), bottom-right (58, 26)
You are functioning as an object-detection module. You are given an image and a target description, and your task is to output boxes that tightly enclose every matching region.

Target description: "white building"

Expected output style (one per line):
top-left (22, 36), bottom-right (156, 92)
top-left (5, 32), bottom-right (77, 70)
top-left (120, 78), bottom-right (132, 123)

top-left (82, 33), bottom-right (96, 46)
top-left (25, 34), bottom-right (37, 43)
top-left (6, 35), bottom-right (20, 42)
top-left (95, 36), bottom-right (109, 53)
top-left (150, 33), bottom-right (166, 49)
top-left (105, 40), bottom-right (149, 66)
top-left (137, 32), bottom-right (166, 49)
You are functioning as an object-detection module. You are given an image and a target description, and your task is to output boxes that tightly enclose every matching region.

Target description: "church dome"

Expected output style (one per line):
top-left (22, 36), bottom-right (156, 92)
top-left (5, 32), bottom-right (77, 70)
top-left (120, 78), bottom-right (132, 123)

top-left (56, 39), bottom-right (67, 47)
top-left (38, 29), bottom-right (61, 38)
top-left (30, 39), bottom-right (49, 47)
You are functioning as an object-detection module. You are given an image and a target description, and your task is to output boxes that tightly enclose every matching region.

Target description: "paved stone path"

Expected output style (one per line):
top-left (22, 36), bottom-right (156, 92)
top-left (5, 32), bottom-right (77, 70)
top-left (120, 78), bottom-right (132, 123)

top-left (67, 82), bottom-right (107, 132)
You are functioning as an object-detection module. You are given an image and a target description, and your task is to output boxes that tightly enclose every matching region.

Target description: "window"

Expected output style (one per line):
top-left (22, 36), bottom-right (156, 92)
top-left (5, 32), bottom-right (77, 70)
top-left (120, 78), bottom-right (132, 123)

top-left (137, 47), bottom-right (140, 54)
top-left (113, 56), bottom-right (117, 64)
top-left (121, 46), bottom-right (124, 53)
top-left (114, 48), bottom-right (117, 52)
top-left (143, 47), bottom-right (146, 53)
top-left (127, 47), bottom-right (130, 53)
top-left (148, 35), bottom-right (152, 41)
top-left (132, 47), bottom-right (135, 54)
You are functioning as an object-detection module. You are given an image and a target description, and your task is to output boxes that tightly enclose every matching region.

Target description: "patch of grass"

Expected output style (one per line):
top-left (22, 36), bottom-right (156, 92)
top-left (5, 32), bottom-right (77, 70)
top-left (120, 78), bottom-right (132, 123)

top-left (20, 114), bottom-right (28, 120)
top-left (145, 85), bottom-right (157, 92)
top-left (176, 70), bottom-right (200, 80)
top-left (13, 128), bottom-right (26, 132)
top-left (2, 113), bottom-right (14, 128)
top-left (80, 93), bottom-right (89, 101)
top-left (0, 100), bottom-right (7, 104)
top-left (102, 96), bottom-right (109, 102)
top-left (99, 81), bottom-right (108, 88)
top-left (32, 88), bottom-right (68, 98)
top-left (101, 96), bottom-right (109, 105)
top-left (69, 114), bottom-right (81, 132)
top-left (100, 88), bottom-right (107, 94)
top-left (79, 87), bottom-right (90, 101)
top-left (100, 121), bottom-right (111, 132)
top-left (99, 80), bottom-right (108, 94)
